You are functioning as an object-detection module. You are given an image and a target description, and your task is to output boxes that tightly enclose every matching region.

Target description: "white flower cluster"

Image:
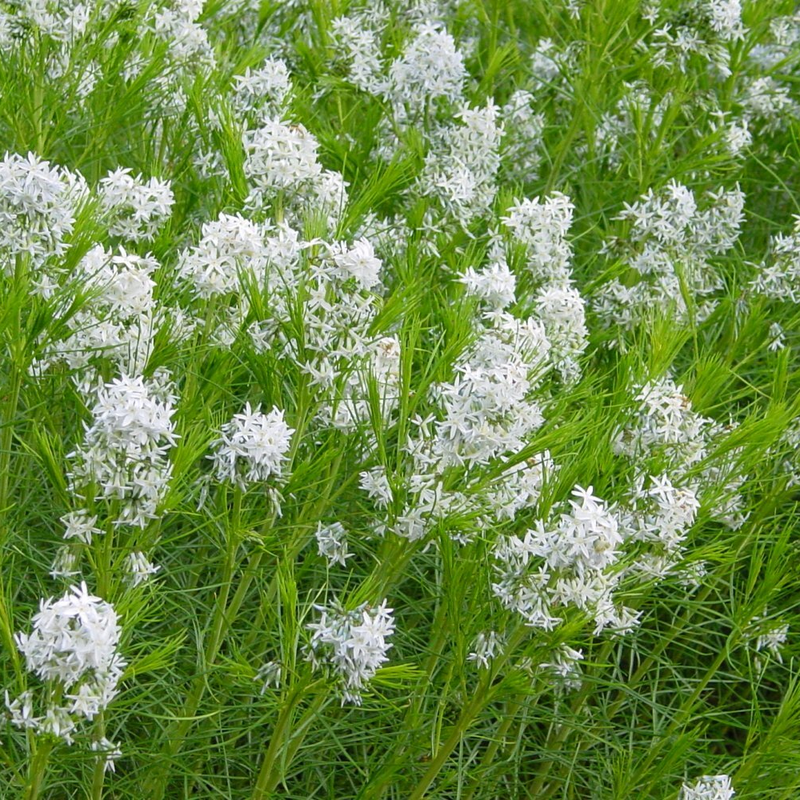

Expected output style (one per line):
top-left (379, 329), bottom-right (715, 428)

top-left (751, 215), bottom-right (800, 303)
top-left (359, 196), bottom-right (584, 546)
top-left (425, 316), bottom-right (549, 469)
top-left (36, 245), bottom-right (161, 379)
top-left (9, 583), bottom-right (125, 743)
top-left (8, 0), bottom-right (100, 43)
top-left (126, 552), bottom-right (161, 587)
top-left (386, 23), bottom-right (466, 116)
top-left (0, 151), bottom-right (87, 273)
top-left (614, 376), bottom-right (748, 530)
top-left (679, 774), bottom-right (735, 800)
top-left (418, 100), bottom-right (504, 225)
top-left (467, 631), bottom-right (504, 670)
top-left (307, 600), bottom-right (395, 705)
top-left (620, 474), bottom-right (701, 581)
top-left (210, 403), bottom-right (293, 489)
top-left (492, 486), bottom-right (640, 636)
top-left (500, 193), bottom-right (588, 380)
top-left (315, 522), bottom-right (352, 567)
top-left (502, 193), bottom-right (575, 285)
top-left (99, 168), bottom-right (174, 242)
top-left (596, 182), bottom-right (744, 332)
top-left (747, 610), bottom-right (789, 671)
top-left (647, 1), bottom-right (742, 76)
top-left (540, 644), bottom-right (584, 691)
top-left (149, 0), bottom-right (214, 69)
top-left (176, 213), bottom-right (268, 300)
top-left (232, 58), bottom-right (293, 122)
top-left (244, 119), bottom-right (322, 193)
top-left (69, 374), bottom-right (178, 527)
top-left (242, 121), bottom-right (348, 231)
top-left (331, 12), bottom-right (386, 95)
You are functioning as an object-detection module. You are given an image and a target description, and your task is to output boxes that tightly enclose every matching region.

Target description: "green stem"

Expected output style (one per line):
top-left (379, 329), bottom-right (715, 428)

top-left (0, 255), bottom-right (26, 542)
top-left (627, 638), bottom-right (735, 797)
top-left (251, 677), bottom-right (310, 798)
top-left (90, 714), bottom-right (106, 800)
top-left (405, 625), bottom-right (529, 800)
top-left (462, 697), bottom-right (522, 800)
top-left (147, 491), bottom-right (256, 797)
top-left (25, 738), bottom-right (53, 800)
top-left (528, 638), bottom-right (616, 798)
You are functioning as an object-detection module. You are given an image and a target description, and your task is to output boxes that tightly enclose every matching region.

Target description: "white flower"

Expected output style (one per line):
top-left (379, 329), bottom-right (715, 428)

top-left (307, 600), bottom-right (395, 705)
top-left (502, 193), bottom-right (574, 284)
top-left (255, 660), bottom-right (283, 693)
top-left (99, 167), bottom-right (174, 242)
top-left (91, 737), bottom-right (122, 773)
top-left (461, 260), bottom-right (517, 309)
top-left (679, 774), bottom-right (735, 800)
top-left (62, 510), bottom-right (102, 544)
top-left (331, 238), bottom-right (382, 290)
top-left (0, 151), bottom-right (87, 273)
top-left (210, 403), bottom-right (294, 488)
top-left (467, 631), bottom-right (504, 669)
top-left (233, 59), bottom-right (292, 121)
top-left (11, 583), bottom-right (126, 742)
top-left (386, 23), bottom-right (466, 114)
top-left (244, 119), bottom-right (322, 193)
top-left (316, 522), bottom-right (352, 567)
top-left (540, 645), bottom-right (584, 691)
top-left (176, 213), bottom-right (267, 299)
top-left (68, 374), bottom-right (178, 527)
top-left (126, 552), bottom-right (161, 587)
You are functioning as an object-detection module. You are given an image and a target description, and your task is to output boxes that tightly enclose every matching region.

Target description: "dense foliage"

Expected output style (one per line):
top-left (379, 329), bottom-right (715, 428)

top-left (1, 1), bottom-right (800, 798)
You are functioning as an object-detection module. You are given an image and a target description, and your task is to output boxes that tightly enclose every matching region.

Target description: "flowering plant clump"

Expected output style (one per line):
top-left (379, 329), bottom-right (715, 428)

top-left (1, 1), bottom-right (800, 798)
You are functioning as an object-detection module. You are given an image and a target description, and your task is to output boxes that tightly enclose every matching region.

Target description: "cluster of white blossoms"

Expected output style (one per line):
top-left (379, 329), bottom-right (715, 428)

top-left (501, 193), bottom-right (575, 285)
top-left (680, 774), bottom-right (735, 800)
top-left (386, 22), bottom-right (466, 117)
top-left (315, 522), bottom-right (352, 567)
top-left (330, 10), bottom-right (387, 95)
top-left (492, 485), bottom-right (639, 636)
top-left (539, 644), bottom-right (585, 691)
top-left (595, 182), bottom-right (744, 333)
top-left (614, 376), bottom-right (748, 530)
top-left (176, 213), bottom-right (268, 300)
top-left (148, 0), bottom-right (214, 71)
top-left (620, 474), bottom-right (701, 581)
top-left (126, 552), bottom-right (162, 587)
top-left (307, 600), bottom-right (395, 705)
top-left (99, 168), bottom-right (174, 242)
top-left (210, 403), bottom-right (293, 489)
top-left (244, 119), bottom-right (322, 194)
top-left (35, 245), bottom-right (161, 379)
top-left (500, 193), bottom-right (588, 381)
top-left (418, 100), bottom-right (504, 226)
top-left (750, 215), bottom-right (800, 303)
top-left (9, 583), bottom-right (125, 746)
top-left (241, 117), bottom-right (348, 232)
top-left (68, 374), bottom-right (178, 527)
top-left (745, 609), bottom-right (790, 673)
top-left (467, 630), bottom-right (504, 670)
top-left (232, 58), bottom-right (293, 122)
top-left (365, 314), bottom-right (549, 543)
top-left (0, 151), bottom-right (87, 274)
